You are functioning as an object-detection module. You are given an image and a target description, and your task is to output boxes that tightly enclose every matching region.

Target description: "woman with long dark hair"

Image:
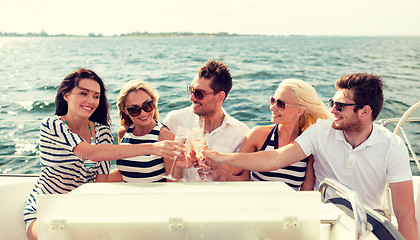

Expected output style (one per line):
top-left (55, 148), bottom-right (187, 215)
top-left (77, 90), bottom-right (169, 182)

top-left (24, 69), bottom-right (183, 240)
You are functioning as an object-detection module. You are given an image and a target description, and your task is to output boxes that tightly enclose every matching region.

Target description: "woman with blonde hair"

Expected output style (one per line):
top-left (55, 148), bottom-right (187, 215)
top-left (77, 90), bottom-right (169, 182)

top-left (211, 79), bottom-right (330, 190)
top-left (109, 80), bottom-right (181, 182)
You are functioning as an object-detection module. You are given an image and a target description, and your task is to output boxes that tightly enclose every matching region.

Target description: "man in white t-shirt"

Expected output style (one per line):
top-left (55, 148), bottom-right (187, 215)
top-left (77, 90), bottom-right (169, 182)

top-left (163, 59), bottom-right (249, 181)
top-left (204, 73), bottom-right (417, 239)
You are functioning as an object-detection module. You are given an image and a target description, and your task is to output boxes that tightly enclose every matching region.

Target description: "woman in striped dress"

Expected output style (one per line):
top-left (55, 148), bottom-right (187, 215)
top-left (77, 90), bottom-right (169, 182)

top-left (234, 79), bottom-right (331, 190)
top-left (108, 80), bottom-right (180, 182)
top-left (24, 69), bottom-right (183, 240)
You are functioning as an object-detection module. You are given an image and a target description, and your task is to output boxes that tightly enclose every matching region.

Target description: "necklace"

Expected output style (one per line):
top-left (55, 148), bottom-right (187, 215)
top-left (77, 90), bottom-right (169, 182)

top-left (65, 115), bottom-right (95, 144)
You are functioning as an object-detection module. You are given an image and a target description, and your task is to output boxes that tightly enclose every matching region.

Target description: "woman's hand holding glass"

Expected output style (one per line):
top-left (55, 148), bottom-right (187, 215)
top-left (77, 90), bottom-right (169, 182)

top-left (164, 127), bottom-right (188, 181)
top-left (150, 140), bottom-right (185, 160)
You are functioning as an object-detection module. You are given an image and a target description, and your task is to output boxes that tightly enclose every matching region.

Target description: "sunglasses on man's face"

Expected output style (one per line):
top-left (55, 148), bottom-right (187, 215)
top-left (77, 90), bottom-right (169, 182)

top-left (329, 99), bottom-right (361, 112)
top-left (269, 97), bottom-right (300, 111)
top-left (187, 85), bottom-right (214, 100)
top-left (125, 99), bottom-right (154, 117)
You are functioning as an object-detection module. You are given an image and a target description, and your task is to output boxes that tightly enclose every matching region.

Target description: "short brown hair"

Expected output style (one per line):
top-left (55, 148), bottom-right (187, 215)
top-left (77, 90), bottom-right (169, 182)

top-left (335, 73), bottom-right (383, 121)
top-left (198, 60), bottom-right (232, 100)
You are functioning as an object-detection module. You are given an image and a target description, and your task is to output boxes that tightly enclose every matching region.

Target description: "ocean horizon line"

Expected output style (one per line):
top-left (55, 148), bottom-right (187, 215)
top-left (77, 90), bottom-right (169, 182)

top-left (1, 31), bottom-right (419, 38)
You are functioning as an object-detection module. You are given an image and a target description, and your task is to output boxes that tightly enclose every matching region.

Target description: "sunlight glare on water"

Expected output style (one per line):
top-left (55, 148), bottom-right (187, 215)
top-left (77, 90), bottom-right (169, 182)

top-left (0, 36), bottom-right (419, 174)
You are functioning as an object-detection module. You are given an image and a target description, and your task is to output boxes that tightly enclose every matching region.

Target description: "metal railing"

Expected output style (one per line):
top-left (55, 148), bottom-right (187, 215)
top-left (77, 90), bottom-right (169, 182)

top-left (319, 178), bottom-right (368, 240)
top-left (378, 101), bottom-right (420, 171)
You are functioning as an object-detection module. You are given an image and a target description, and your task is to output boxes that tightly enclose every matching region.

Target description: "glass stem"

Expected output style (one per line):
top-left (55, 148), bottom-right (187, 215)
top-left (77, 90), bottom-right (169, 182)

top-left (168, 157), bottom-right (177, 178)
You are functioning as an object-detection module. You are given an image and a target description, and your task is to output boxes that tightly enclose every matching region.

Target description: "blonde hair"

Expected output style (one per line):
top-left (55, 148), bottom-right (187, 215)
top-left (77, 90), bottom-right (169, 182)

top-left (279, 79), bottom-right (331, 131)
top-left (117, 80), bottom-right (159, 126)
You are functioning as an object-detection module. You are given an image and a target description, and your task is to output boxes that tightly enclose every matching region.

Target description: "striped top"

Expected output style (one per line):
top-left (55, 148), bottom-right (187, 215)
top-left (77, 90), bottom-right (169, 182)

top-left (251, 124), bottom-right (309, 190)
top-left (24, 116), bottom-right (113, 223)
top-left (116, 122), bottom-right (166, 183)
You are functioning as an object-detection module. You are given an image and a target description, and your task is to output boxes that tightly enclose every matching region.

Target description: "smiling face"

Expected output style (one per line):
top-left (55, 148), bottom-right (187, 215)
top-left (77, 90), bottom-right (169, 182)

top-left (270, 86), bottom-right (303, 125)
top-left (189, 75), bottom-right (219, 117)
top-left (124, 89), bottom-right (156, 127)
top-left (330, 89), bottom-right (361, 131)
top-left (64, 78), bottom-right (100, 118)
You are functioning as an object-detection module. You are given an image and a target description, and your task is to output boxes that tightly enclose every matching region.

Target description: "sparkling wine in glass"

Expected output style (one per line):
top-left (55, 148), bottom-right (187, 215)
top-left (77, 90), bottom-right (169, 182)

top-left (163, 126), bottom-right (188, 181)
top-left (191, 127), bottom-right (210, 181)
top-left (199, 116), bottom-right (205, 130)
top-left (179, 135), bottom-right (192, 182)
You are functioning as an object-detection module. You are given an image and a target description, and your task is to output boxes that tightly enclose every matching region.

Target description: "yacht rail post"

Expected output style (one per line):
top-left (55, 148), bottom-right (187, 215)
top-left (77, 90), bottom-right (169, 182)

top-left (319, 178), bottom-right (368, 240)
top-left (392, 101), bottom-right (420, 170)
top-left (392, 101), bottom-right (420, 135)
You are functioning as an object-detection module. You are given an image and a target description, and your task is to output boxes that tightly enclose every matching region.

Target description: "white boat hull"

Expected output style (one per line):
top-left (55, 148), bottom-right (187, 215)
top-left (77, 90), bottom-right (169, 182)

top-left (3, 175), bottom-right (418, 240)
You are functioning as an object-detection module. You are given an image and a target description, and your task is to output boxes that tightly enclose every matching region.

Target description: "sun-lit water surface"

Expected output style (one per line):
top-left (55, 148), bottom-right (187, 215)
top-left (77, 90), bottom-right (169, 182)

top-left (0, 36), bottom-right (419, 174)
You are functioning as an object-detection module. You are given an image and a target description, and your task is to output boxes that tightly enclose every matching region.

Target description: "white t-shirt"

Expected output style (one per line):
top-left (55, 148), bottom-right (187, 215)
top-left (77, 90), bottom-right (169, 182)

top-left (295, 118), bottom-right (412, 209)
top-left (163, 107), bottom-right (250, 181)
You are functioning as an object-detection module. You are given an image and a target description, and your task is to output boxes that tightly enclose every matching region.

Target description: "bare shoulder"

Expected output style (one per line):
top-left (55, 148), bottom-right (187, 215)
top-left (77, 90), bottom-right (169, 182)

top-left (118, 125), bottom-right (129, 135)
top-left (117, 125), bottom-right (130, 142)
top-left (240, 125), bottom-right (274, 152)
top-left (158, 125), bottom-right (175, 141)
top-left (248, 125), bottom-right (273, 139)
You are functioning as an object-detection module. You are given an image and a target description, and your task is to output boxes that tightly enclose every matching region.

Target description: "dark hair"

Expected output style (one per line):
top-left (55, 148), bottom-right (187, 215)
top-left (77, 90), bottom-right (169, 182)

top-left (55, 68), bottom-right (110, 126)
top-left (335, 73), bottom-right (383, 121)
top-left (198, 59), bottom-right (232, 100)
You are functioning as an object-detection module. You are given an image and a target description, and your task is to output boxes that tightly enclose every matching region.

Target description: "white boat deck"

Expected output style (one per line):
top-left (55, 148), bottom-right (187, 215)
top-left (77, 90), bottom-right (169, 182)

top-left (39, 182), bottom-right (321, 240)
top-left (1, 176), bottom-right (409, 240)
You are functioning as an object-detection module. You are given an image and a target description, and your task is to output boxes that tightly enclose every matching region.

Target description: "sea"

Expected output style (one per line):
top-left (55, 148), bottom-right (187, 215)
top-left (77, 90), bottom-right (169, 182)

top-left (0, 36), bottom-right (419, 175)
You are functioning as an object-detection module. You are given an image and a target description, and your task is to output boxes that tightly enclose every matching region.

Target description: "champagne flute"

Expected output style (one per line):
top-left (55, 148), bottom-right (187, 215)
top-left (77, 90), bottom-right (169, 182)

top-left (191, 127), bottom-right (210, 181)
top-left (200, 130), bottom-right (210, 181)
top-left (179, 133), bottom-right (192, 182)
top-left (163, 126), bottom-right (188, 181)
top-left (199, 116), bottom-right (205, 130)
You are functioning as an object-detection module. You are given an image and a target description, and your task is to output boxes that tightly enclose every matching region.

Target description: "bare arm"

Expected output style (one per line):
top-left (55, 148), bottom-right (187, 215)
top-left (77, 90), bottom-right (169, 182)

top-left (237, 127), bottom-right (260, 153)
top-left (73, 140), bottom-right (183, 162)
top-left (390, 180), bottom-right (418, 240)
top-left (218, 164), bottom-right (245, 176)
top-left (95, 174), bottom-right (108, 182)
top-left (201, 167), bottom-right (250, 181)
top-left (108, 169), bottom-right (124, 182)
top-left (204, 141), bottom-right (307, 172)
top-left (299, 155), bottom-right (315, 191)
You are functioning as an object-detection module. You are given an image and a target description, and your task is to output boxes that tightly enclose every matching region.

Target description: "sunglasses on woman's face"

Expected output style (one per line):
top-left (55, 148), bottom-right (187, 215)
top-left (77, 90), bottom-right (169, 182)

top-left (329, 99), bottom-right (361, 112)
top-left (125, 99), bottom-right (154, 117)
top-left (269, 97), bottom-right (300, 111)
top-left (187, 85), bottom-right (214, 100)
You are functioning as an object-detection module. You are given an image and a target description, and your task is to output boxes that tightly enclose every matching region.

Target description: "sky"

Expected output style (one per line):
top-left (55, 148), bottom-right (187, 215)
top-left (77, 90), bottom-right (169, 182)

top-left (1, 0), bottom-right (419, 36)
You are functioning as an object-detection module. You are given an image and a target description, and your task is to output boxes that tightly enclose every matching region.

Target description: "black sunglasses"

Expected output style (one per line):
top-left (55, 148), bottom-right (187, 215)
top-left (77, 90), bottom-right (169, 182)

top-left (269, 97), bottom-right (300, 111)
top-left (187, 85), bottom-right (214, 100)
top-left (125, 99), bottom-right (155, 117)
top-left (329, 99), bottom-right (361, 112)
